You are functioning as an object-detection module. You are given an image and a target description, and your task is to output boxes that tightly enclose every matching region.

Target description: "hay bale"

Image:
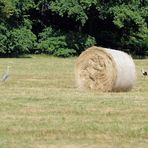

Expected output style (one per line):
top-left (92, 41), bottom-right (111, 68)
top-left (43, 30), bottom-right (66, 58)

top-left (75, 46), bottom-right (136, 92)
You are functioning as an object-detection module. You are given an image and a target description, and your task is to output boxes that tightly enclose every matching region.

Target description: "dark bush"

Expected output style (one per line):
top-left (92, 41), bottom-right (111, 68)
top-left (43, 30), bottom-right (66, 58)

top-left (65, 31), bottom-right (96, 54)
top-left (37, 27), bottom-right (76, 57)
top-left (37, 27), bottom-right (96, 57)
top-left (0, 23), bottom-right (8, 54)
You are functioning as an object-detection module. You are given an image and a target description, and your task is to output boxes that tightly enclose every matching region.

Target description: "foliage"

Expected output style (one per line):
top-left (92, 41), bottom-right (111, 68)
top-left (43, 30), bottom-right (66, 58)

top-left (37, 27), bottom-right (76, 57)
top-left (109, 4), bottom-right (148, 55)
top-left (0, 23), bottom-right (9, 54)
top-left (7, 27), bottom-right (36, 55)
top-left (65, 31), bottom-right (96, 54)
top-left (0, 24), bottom-right (36, 55)
top-left (37, 27), bottom-right (96, 56)
top-left (0, 0), bottom-right (14, 20)
top-left (0, 0), bottom-right (147, 57)
top-left (49, 0), bottom-right (91, 25)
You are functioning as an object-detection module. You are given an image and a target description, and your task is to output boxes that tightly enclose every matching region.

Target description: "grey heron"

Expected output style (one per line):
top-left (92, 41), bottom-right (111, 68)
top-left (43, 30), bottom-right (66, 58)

top-left (2, 65), bottom-right (11, 82)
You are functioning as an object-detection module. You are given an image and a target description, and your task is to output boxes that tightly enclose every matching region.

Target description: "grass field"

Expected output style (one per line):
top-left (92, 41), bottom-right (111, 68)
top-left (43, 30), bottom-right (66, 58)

top-left (0, 55), bottom-right (147, 148)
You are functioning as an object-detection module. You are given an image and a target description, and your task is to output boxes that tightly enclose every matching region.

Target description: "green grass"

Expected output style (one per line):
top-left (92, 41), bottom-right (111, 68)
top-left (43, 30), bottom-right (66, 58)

top-left (0, 55), bottom-right (147, 148)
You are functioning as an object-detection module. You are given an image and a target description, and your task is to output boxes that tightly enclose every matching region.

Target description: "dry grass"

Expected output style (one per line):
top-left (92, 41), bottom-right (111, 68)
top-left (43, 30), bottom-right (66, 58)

top-left (75, 46), bottom-right (136, 92)
top-left (0, 55), bottom-right (147, 148)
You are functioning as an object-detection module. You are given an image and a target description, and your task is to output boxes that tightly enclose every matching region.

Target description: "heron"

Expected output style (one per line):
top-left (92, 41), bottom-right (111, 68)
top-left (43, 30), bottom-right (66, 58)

top-left (2, 65), bottom-right (11, 82)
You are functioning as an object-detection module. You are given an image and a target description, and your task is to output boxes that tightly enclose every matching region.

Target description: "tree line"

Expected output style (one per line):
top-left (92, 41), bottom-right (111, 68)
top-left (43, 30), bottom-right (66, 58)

top-left (0, 0), bottom-right (147, 57)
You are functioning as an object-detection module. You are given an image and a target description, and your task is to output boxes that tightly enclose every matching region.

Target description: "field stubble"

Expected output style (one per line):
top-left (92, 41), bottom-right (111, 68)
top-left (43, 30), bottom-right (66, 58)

top-left (0, 55), bottom-right (147, 148)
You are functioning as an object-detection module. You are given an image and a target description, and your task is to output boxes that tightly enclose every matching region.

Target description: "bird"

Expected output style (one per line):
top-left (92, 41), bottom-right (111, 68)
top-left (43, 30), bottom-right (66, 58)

top-left (2, 65), bottom-right (11, 82)
top-left (141, 68), bottom-right (147, 76)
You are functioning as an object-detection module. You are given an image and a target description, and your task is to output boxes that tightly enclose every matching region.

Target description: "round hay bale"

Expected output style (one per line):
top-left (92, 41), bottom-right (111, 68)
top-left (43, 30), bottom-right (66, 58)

top-left (75, 46), bottom-right (136, 92)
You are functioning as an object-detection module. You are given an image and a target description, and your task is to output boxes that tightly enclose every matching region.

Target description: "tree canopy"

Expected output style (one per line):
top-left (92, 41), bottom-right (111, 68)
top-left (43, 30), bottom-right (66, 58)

top-left (0, 0), bottom-right (147, 57)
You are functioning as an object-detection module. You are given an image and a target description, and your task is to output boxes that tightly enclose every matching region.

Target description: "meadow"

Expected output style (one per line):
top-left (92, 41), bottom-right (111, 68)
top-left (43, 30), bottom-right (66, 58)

top-left (0, 55), bottom-right (147, 148)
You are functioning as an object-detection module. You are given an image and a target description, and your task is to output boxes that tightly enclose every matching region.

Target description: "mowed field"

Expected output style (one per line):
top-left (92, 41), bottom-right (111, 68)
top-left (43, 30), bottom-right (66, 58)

top-left (0, 55), bottom-right (147, 148)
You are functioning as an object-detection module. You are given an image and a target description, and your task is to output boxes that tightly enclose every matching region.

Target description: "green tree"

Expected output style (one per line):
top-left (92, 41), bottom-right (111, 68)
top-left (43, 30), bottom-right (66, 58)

top-left (0, 0), bottom-right (147, 57)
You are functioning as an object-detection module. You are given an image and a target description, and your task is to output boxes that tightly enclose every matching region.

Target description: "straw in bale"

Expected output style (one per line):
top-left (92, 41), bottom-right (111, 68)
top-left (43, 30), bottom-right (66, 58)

top-left (75, 46), bottom-right (136, 92)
